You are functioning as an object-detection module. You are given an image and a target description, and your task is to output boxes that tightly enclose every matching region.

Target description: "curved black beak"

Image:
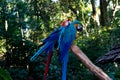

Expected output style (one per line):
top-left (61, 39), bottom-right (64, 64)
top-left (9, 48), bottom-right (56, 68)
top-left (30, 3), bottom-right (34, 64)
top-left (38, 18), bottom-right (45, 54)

top-left (76, 24), bottom-right (83, 32)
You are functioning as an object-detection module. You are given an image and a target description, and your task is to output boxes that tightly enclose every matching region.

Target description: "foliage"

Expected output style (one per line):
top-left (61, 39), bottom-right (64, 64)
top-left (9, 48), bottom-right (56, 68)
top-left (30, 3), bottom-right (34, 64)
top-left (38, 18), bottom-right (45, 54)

top-left (7, 67), bottom-right (28, 80)
top-left (115, 67), bottom-right (120, 79)
top-left (0, 68), bottom-right (12, 80)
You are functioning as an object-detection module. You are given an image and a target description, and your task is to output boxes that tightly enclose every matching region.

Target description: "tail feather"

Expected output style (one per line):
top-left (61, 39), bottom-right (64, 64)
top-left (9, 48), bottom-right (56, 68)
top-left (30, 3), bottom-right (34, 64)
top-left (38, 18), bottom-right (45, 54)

top-left (62, 53), bottom-right (68, 80)
top-left (30, 42), bottom-right (52, 61)
top-left (43, 50), bottom-right (53, 80)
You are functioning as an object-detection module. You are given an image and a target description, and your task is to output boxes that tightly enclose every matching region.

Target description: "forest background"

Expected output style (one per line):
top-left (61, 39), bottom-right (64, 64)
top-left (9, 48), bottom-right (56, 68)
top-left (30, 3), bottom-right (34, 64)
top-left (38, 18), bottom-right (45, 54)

top-left (0, 0), bottom-right (120, 80)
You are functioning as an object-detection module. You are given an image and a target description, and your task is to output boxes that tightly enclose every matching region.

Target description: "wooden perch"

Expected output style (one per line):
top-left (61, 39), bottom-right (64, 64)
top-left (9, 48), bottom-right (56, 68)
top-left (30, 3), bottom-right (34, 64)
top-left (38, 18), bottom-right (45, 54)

top-left (70, 45), bottom-right (112, 80)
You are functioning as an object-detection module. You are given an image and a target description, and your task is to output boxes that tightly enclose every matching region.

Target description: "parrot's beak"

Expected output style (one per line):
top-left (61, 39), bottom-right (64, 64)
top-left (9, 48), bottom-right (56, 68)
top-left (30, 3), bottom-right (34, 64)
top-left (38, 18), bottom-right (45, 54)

top-left (76, 24), bottom-right (83, 32)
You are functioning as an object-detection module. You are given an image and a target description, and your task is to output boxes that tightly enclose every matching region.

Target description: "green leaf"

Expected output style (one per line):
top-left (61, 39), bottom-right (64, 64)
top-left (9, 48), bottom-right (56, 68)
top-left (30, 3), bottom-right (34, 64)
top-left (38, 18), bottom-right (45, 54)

top-left (0, 68), bottom-right (12, 80)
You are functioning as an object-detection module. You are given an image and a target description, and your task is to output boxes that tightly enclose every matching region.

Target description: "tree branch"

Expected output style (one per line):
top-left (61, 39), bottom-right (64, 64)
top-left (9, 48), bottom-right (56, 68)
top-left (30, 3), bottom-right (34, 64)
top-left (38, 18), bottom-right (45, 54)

top-left (70, 45), bottom-right (112, 80)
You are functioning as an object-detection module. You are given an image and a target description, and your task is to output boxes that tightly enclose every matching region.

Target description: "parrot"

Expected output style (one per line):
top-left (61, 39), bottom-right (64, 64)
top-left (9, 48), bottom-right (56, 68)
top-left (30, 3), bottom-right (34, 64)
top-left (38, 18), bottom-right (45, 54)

top-left (42, 19), bottom-right (71, 80)
top-left (30, 19), bottom-right (70, 61)
top-left (30, 20), bottom-right (83, 80)
top-left (61, 19), bottom-right (71, 27)
top-left (30, 19), bottom-right (71, 80)
top-left (58, 20), bottom-right (82, 80)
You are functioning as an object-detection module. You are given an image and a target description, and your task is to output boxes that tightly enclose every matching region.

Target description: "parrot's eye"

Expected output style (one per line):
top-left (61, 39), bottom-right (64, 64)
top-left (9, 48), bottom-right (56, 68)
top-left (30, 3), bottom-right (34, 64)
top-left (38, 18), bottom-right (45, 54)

top-left (76, 24), bottom-right (83, 32)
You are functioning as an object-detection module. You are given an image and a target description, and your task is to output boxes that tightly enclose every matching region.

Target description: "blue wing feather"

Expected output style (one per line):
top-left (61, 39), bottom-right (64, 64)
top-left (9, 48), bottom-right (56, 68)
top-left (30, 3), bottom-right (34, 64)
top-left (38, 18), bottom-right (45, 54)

top-left (30, 41), bottom-right (53, 61)
top-left (30, 26), bottom-right (64, 61)
top-left (43, 27), bottom-right (64, 43)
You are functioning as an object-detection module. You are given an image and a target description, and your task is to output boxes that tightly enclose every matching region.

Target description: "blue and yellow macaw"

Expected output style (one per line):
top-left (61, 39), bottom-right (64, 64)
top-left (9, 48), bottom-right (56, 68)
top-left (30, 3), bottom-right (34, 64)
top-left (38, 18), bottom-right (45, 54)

top-left (30, 20), bottom-right (83, 80)
top-left (30, 19), bottom-right (71, 61)
top-left (30, 19), bottom-right (71, 80)
top-left (58, 20), bottom-right (82, 80)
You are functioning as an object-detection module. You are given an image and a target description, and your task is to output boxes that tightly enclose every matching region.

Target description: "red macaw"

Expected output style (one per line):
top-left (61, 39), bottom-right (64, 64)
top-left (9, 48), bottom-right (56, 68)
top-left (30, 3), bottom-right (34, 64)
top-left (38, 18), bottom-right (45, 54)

top-left (61, 19), bottom-right (71, 27)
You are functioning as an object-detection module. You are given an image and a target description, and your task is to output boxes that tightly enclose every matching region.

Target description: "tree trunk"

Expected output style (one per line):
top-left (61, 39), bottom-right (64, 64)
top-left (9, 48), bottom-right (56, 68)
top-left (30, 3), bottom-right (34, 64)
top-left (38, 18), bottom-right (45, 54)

top-left (100, 0), bottom-right (107, 26)
top-left (91, 0), bottom-right (100, 26)
top-left (71, 45), bottom-right (112, 80)
top-left (110, 0), bottom-right (118, 23)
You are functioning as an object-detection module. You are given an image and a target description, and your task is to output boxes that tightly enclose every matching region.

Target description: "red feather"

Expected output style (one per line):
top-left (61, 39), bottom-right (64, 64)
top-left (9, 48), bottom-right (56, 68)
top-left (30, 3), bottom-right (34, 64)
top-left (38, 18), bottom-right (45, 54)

top-left (61, 19), bottom-right (71, 27)
top-left (43, 51), bottom-right (53, 80)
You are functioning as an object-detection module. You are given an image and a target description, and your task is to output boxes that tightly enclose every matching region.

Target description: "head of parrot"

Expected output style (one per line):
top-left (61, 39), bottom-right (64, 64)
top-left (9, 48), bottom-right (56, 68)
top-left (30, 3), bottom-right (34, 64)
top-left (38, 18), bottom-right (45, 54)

top-left (61, 19), bottom-right (71, 27)
top-left (73, 20), bottom-right (83, 32)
